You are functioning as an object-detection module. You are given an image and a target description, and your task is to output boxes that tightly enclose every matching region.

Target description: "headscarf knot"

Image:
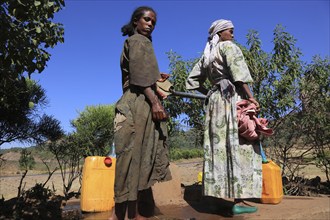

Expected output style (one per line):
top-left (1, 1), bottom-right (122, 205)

top-left (203, 19), bottom-right (234, 68)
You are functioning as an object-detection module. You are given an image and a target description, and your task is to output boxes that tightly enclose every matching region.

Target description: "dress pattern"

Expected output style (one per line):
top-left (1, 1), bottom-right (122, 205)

top-left (187, 41), bottom-right (262, 198)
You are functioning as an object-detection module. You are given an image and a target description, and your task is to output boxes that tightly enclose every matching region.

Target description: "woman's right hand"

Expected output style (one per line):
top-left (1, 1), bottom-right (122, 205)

top-left (143, 86), bottom-right (168, 121)
top-left (151, 102), bottom-right (168, 121)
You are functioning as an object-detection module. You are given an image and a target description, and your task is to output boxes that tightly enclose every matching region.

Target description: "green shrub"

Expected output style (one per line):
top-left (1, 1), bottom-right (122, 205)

top-left (169, 148), bottom-right (203, 161)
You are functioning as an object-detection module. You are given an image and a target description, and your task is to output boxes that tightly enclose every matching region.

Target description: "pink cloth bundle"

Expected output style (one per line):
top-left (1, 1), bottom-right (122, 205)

top-left (236, 100), bottom-right (274, 141)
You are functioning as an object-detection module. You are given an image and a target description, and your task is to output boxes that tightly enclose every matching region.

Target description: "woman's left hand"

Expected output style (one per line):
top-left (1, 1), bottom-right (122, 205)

top-left (156, 87), bottom-right (168, 100)
top-left (248, 97), bottom-right (260, 112)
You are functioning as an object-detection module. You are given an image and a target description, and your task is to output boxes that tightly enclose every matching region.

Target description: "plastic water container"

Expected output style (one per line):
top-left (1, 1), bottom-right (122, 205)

top-left (261, 160), bottom-right (283, 204)
top-left (197, 172), bottom-right (203, 184)
top-left (80, 156), bottom-right (116, 212)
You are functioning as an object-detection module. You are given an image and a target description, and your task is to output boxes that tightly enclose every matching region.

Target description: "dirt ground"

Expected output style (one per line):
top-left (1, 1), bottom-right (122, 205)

top-left (1, 158), bottom-right (330, 219)
top-left (1, 158), bottom-right (205, 201)
top-left (150, 162), bottom-right (330, 220)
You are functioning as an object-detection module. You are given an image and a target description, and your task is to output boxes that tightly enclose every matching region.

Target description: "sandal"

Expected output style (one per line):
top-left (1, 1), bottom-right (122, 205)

top-left (232, 205), bottom-right (258, 215)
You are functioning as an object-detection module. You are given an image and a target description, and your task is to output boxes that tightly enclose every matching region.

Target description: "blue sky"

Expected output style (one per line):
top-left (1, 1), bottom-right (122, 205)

top-left (3, 0), bottom-right (329, 148)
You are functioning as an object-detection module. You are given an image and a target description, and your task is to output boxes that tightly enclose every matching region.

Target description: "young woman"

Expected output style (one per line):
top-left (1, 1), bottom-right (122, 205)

top-left (111, 6), bottom-right (171, 220)
top-left (186, 19), bottom-right (262, 215)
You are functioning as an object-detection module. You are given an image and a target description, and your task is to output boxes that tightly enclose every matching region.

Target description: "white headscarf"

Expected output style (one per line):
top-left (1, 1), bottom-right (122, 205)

top-left (203, 19), bottom-right (234, 68)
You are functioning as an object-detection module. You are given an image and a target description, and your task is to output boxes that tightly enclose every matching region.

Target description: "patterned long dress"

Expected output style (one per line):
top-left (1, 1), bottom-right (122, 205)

top-left (186, 41), bottom-right (262, 199)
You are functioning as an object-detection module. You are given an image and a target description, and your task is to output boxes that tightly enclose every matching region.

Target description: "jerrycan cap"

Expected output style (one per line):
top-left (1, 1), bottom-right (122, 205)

top-left (104, 156), bottom-right (113, 167)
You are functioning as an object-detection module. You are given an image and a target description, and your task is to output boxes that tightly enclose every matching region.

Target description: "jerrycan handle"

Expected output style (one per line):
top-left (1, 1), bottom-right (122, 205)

top-left (108, 141), bottom-right (116, 158)
top-left (259, 142), bottom-right (268, 164)
top-left (104, 142), bottom-right (116, 167)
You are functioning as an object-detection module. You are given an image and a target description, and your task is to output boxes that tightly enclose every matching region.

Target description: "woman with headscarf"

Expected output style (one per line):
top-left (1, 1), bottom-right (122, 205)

top-left (186, 19), bottom-right (262, 215)
top-left (111, 6), bottom-right (171, 220)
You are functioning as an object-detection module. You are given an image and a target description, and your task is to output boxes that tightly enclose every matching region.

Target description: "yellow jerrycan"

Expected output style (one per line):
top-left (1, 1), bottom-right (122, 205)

top-left (260, 143), bottom-right (283, 204)
top-left (80, 155), bottom-right (116, 212)
top-left (197, 172), bottom-right (203, 184)
top-left (261, 160), bottom-right (283, 204)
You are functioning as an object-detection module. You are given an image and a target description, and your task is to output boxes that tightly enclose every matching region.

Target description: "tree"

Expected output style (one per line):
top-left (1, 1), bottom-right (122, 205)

top-left (241, 25), bottom-right (303, 126)
top-left (45, 135), bottom-right (83, 198)
top-left (163, 51), bottom-right (206, 146)
top-left (263, 112), bottom-right (309, 179)
top-left (0, 79), bottom-right (64, 145)
top-left (39, 104), bottom-right (116, 197)
top-left (168, 126), bottom-right (204, 150)
top-left (239, 26), bottom-right (310, 178)
top-left (71, 104), bottom-right (116, 156)
top-left (300, 56), bottom-right (330, 181)
top-left (0, 0), bottom-right (65, 146)
top-left (17, 149), bottom-right (36, 198)
top-left (0, 0), bottom-right (65, 77)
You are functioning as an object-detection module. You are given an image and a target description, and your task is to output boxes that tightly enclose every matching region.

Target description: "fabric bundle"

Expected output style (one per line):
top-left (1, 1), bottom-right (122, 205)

top-left (236, 100), bottom-right (274, 141)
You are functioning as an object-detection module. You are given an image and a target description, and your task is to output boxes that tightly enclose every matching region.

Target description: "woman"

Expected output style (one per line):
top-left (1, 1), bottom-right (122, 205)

top-left (112, 6), bottom-right (171, 220)
top-left (186, 19), bottom-right (262, 215)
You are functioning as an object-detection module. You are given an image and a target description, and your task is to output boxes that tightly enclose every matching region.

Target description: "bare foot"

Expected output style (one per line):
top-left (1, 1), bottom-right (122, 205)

top-left (109, 210), bottom-right (139, 220)
top-left (108, 209), bottom-right (118, 220)
top-left (136, 213), bottom-right (147, 220)
top-left (235, 200), bottom-right (255, 207)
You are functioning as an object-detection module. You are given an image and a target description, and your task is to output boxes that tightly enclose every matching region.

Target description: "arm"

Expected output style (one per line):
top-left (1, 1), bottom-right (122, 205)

top-left (186, 57), bottom-right (208, 94)
top-left (235, 81), bottom-right (260, 111)
top-left (127, 36), bottom-right (168, 120)
top-left (143, 86), bottom-right (168, 121)
top-left (222, 42), bottom-right (260, 110)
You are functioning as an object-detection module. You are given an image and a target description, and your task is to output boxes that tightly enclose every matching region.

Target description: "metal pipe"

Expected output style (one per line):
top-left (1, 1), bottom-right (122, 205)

top-left (169, 88), bottom-right (207, 100)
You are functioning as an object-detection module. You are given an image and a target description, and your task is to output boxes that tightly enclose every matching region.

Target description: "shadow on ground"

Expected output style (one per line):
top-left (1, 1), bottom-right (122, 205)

top-left (183, 184), bottom-right (234, 217)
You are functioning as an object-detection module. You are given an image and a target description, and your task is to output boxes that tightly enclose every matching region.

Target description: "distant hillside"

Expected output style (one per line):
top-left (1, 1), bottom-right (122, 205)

top-left (0, 146), bottom-right (58, 175)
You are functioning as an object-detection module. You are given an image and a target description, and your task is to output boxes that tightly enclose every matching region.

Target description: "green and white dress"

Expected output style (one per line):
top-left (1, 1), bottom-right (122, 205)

top-left (186, 41), bottom-right (262, 199)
